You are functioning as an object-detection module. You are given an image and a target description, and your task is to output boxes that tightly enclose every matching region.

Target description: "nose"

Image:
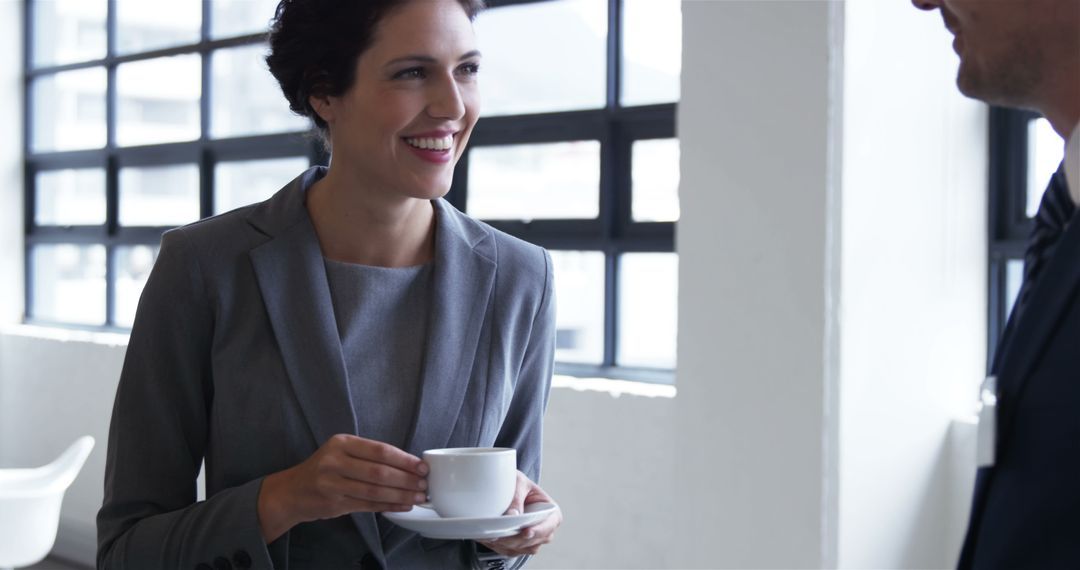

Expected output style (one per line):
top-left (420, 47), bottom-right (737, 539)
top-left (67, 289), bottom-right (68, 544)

top-left (427, 73), bottom-right (467, 121)
top-left (911, 0), bottom-right (941, 10)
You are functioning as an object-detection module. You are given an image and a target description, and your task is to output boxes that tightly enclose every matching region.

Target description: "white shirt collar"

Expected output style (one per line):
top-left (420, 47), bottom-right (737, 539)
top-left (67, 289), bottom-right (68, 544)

top-left (1065, 121), bottom-right (1079, 205)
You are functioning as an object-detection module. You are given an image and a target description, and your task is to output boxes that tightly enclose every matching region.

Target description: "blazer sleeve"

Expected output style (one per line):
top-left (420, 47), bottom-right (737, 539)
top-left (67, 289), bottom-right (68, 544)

top-left (97, 229), bottom-right (276, 570)
top-left (494, 248), bottom-right (556, 484)
top-left (469, 249), bottom-right (555, 570)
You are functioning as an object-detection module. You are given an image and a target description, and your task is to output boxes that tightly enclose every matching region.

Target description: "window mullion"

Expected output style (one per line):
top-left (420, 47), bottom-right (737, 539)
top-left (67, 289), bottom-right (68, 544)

top-left (605, 0), bottom-right (622, 109)
top-left (106, 246), bottom-right (117, 326)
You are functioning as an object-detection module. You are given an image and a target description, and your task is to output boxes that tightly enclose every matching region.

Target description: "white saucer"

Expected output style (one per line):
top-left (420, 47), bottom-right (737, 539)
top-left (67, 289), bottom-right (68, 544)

top-left (384, 502), bottom-right (558, 540)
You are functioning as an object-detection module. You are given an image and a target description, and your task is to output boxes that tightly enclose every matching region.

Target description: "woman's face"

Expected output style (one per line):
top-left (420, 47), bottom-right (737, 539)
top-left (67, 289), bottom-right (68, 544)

top-left (317, 0), bottom-right (481, 201)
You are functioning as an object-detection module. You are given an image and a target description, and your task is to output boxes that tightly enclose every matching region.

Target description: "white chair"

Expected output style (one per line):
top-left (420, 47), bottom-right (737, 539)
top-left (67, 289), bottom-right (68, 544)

top-left (0, 436), bottom-right (95, 570)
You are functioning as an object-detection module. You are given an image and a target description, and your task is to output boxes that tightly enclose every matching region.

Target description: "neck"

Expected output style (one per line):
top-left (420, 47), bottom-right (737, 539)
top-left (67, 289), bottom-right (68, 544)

top-left (1034, 65), bottom-right (1079, 139)
top-left (306, 165), bottom-right (436, 267)
top-left (1039, 99), bottom-right (1079, 141)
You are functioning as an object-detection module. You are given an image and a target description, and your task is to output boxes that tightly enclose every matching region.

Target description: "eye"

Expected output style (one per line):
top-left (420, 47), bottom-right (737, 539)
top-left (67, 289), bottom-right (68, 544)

top-left (457, 62), bottom-right (480, 77)
top-left (392, 67), bottom-right (426, 80)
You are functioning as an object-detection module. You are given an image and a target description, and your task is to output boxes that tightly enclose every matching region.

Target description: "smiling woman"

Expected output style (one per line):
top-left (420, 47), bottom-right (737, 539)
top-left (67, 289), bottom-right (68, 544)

top-left (95, 1), bottom-right (562, 569)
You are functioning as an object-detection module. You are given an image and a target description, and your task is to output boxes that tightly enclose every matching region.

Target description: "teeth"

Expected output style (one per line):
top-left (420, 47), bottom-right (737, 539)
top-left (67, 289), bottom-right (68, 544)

top-left (405, 135), bottom-right (453, 151)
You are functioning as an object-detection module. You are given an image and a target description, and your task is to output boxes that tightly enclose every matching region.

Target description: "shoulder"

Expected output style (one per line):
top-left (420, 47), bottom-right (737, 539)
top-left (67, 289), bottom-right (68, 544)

top-left (161, 167), bottom-right (314, 258)
top-left (436, 199), bottom-right (551, 290)
top-left (159, 204), bottom-right (263, 266)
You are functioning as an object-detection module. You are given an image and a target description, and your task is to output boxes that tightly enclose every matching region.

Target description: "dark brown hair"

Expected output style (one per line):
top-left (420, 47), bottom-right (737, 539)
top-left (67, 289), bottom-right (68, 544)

top-left (265, 0), bottom-right (485, 140)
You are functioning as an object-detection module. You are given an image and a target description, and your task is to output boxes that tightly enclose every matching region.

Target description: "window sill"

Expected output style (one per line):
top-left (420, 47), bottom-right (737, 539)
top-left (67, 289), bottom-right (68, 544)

top-left (2, 324), bottom-right (679, 400)
top-left (552, 374), bottom-right (676, 399)
top-left (2, 322), bottom-right (129, 347)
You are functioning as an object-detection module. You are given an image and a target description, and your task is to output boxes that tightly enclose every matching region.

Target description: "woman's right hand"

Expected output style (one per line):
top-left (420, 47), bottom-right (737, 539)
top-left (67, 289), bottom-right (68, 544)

top-left (257, 434), bottom-right (429, 542)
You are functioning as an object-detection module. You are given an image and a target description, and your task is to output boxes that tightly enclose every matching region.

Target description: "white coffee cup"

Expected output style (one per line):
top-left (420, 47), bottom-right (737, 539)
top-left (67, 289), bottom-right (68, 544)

top-left (422, 447), bottom-right (517, 519)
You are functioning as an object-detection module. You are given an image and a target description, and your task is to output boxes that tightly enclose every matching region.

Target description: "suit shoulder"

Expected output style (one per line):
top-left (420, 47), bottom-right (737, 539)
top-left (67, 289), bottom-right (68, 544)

top-left (475, 223), bottom-right (548, 286)
top-left (436, 199), bottom-right (550, 285)
top-left (161, 204), bottom-right (261, 254)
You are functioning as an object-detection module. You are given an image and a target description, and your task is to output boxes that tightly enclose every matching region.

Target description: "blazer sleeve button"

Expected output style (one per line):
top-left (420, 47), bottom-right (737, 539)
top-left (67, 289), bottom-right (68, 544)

top-left (353, 553), bottom-right (382, 570)
top-left (213, 556), bottom-right (234, 570)
top-left (232, 549), bottom-right (253, 569)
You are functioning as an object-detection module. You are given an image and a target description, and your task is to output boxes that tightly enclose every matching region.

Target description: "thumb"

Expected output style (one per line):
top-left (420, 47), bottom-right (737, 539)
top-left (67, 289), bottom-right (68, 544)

top-left (504, 476), bottom-right (528, 516)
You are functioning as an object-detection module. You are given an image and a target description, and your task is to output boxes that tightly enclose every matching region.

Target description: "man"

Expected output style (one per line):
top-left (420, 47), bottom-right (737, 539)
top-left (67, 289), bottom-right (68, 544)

top-left (912, 0), bottom-right (1080, 567)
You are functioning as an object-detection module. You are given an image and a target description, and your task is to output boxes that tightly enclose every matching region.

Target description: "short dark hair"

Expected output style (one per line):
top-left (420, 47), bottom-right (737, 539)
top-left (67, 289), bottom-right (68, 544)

top-left (265, 0), bottom-right (485, 141)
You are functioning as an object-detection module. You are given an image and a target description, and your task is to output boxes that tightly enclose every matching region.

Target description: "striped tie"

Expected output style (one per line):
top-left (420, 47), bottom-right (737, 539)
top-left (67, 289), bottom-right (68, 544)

top-left (1012, 162), bottom-right (1074, 324)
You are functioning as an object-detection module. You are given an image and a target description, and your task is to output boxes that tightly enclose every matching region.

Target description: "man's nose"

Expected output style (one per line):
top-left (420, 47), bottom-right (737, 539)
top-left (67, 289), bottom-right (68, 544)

top-left (911, 0), bottom-right (942, 11)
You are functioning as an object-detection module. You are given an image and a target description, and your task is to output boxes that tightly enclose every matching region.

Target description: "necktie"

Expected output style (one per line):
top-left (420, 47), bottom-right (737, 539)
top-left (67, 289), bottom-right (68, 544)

top-left (1012, 162), bottom-right (1074, 324)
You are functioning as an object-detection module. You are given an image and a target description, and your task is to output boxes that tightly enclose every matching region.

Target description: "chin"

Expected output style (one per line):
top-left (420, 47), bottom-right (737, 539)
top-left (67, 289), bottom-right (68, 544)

top-left (405, 184), bottom-right (452, 201)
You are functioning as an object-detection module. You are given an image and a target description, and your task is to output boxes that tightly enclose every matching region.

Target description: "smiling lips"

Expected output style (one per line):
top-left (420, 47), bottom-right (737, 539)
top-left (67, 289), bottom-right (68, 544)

top-left (403, 133), bottom-right (455, 164)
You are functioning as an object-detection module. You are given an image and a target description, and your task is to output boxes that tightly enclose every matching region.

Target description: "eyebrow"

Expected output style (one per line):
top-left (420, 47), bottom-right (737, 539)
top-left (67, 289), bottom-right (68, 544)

top-left (384, 50), bottom-right (482, 67)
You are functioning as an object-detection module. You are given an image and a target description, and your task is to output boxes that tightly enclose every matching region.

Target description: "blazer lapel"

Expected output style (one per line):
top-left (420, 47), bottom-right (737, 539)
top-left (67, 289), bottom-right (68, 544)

top-left (383, 200), bottom-right (496, 556)
top-left (403, 199), bottom-right (497, 457)
top-left (995, 209), bottom-right (1080, 441)
top-left (247, 167), bottom-right (386, 565)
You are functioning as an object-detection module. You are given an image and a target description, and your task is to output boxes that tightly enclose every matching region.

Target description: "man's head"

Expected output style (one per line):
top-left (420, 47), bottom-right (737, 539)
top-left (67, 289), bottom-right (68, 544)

top-left (912, 0), bottom-right (1079, 131)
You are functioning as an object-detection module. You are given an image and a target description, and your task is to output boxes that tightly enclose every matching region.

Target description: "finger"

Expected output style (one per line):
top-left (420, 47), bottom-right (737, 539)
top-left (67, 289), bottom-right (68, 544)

top-left (336, 475), bottom-right (428, 505)
top-left (487, 530), bottom-right (555, 556)
top-left (504, 473), bottom-right (530, 515)
top-left (338, 496), bottom-right (417, 515)
top-left (483, 510), bottom-right (561, 554)
top-left (481, 535), bottom-right (549, 558)
top-left (334, 435), bottom-right (428, 475)
top-left (339, 456), bottom-right (428, 492)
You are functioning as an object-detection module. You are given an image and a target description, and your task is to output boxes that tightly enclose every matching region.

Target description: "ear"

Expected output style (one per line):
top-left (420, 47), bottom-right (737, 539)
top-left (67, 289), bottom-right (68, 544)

top-left (309, 92), bottom-right (336, 125)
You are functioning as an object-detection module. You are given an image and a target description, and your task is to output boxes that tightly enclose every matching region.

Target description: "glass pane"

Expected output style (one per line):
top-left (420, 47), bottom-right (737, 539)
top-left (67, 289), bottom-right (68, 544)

top-left (632, 139), bottom-right (680, 222)
top-left (618, 253), bottom-right (677, 369)
top-left (119, 164), bottom-right (200, 226)
top-left (1005, 259), bottom-right (1024, 319)
top-left (31, 68), bottom-right (107, 152)
top-left (211, 44), bottom-right (310, 138)
top-left (35, 168), bottom-right (106, 226)
top-left (114, 245), bottom-right (160, 328)
top-left (467, 141), bottom-right (600, 220)
top-left (551, 251), bottom-right (605, 364)
top-left (622, 0), bottom-right (681, 106)
top-left (475, 0), bottom-right (606, 116)
top-left (215, 157), bottom-right (309, 214)
top-left (1026, 117), bottom-right (1062, 217)
top-left (31, 244), bottom-right (106, 325)
top-left (117, 55), bottom-right (202, 147)
top-left (32, 0), bottom-right (107, 67)
top-left (115, 0), bottom-right (201, 55)
top-left (211, 0), bottom-right (279, 38)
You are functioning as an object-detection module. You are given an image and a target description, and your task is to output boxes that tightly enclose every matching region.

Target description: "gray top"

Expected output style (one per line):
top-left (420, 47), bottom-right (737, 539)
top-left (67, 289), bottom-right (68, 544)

top-left (323, 258), bottom-right (432, 449)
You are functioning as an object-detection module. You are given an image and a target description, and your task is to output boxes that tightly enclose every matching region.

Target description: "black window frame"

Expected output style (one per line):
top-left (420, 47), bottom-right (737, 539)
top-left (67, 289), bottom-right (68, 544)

top-left (23, 0), bottom-right (320, 332)
top-left (987, 106), bottom-right (1039, 368)
top-left (23, 0), bottom-right (679, 383)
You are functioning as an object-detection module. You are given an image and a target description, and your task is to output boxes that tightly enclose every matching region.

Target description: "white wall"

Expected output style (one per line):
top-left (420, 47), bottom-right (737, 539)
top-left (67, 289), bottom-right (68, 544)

top-left (0, 0), bottom-right (24, 445)
top-left (0, 329), bottom-right (127, 563)
top-left (837, 0), bottom-right (986, 567)
top-left (674, 0), bottom-right (839, 567)
top-left (0, 0), bottom-right (988, 568)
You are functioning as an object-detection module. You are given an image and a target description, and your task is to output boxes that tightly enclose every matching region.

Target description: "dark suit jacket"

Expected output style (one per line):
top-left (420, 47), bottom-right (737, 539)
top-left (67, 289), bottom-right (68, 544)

top-left (97, 167), bottom-right (556, 569)
top-left (958, 193), bottom-right (1080, 567)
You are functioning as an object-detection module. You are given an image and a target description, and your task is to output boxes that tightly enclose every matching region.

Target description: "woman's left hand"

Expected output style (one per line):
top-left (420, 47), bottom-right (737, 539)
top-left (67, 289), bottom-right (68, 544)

top-left (476, 471), bottom-right (563, 557)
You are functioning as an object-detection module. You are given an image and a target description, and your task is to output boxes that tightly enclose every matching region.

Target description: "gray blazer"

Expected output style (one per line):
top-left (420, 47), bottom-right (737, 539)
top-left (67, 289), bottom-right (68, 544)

top-left (97, 167), bottom-right (556, 570)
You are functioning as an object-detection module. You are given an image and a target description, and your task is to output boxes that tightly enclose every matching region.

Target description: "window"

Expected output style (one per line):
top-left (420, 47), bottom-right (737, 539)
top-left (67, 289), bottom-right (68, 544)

top-left (452, 0), bottom-right (681, 382)
top-left (987, 108), bottom-right (1059, 367)
top-left (24, 0), bottom-right (315, 331)
top-left (24, 0), bottom-right (681, 382)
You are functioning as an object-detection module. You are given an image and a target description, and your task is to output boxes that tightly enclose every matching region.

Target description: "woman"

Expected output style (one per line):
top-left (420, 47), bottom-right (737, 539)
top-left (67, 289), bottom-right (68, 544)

top-left (96, 0), bottom-right (562, 567)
